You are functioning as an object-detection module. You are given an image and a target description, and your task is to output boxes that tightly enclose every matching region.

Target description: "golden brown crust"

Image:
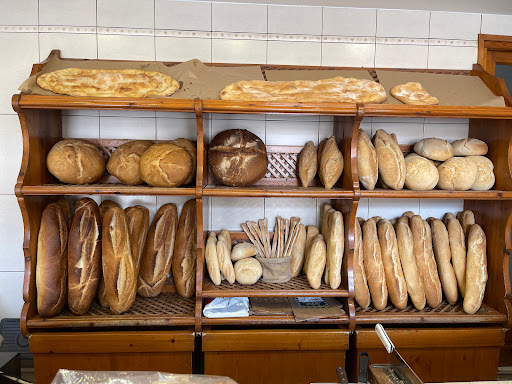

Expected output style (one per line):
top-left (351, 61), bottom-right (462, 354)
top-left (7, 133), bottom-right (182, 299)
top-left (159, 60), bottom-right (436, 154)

top-left (220, 77), bottom-right (387, 103)
top-left (430, 219), bottom-right (458, 304)
top-left (206, 233), bottom-right (221, 285)
top-left (298, 141), bottom-right (318, 188)
top-left (139, 143), bottom-right (193, 187)
top-left (363, 219), bottom-right (388, 310)
top-left (326, 211), bottom-right (344, 289)
top-left (391, 82), bottom-right (438, 105)
top-left (414, 138), bottom-right (454, 162)
top-left (303, 225), bottom-right (320, 275)
top-left (319, 136), bottom-right (344, 189)
top-left (446, 218), bottom-right (466, 296)
top-left (217, 233), bottom-right (235, 284)
top-left (458, 210), bottom-right (475, 240)
top-left (404, 154), bottom-right (439, 191)
top-left (306, 234), bottom-right (327, 289)
top-left (124, 205), bottom-right (150, 273)
top-left (234, 258), bottom-right (262, 285)
top-left (231, 242), bottom-right (258, 261)
top-left (290, 224), bottom-right (307, 278)
top-left (373, 130), bottom-right (405, 190)
top-left (37, 68), bottom-right (180, 97)
top-left (169, 139), bottom-right (197, 185)
top-left (354, 219), bottom-right (371, 308)
top-left (437, 157), bottom-right (478, 191)
top-left (107, 140), bottom-right (153, 185)
top-left (452, 138), bottom-right (488, 156)
top-left (357, 130), bottom-right (378, 190)
top-left (467, 155), bottom-right (495, 191)
top-left (463, 224), bottom-right (488, 314)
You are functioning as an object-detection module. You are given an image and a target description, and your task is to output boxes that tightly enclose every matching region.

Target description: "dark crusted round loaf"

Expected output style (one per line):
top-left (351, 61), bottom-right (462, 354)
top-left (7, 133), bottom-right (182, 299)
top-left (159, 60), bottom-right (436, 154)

top-left (209, 129), bottom-right (268, 187)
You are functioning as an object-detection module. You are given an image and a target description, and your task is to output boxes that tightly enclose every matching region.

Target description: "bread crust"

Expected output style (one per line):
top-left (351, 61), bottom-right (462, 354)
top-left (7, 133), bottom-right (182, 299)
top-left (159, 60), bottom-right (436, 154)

top-left (306, 234), bottom-right (327, 289)
top-left (354, 219), bottom-right (371, 308)
top-left (357, 129), bottom-right (378, 190)
top-left (413, 138), bottom-right (454, 161)
top-left (452, 138), bottom-right (488, 156)
top-left (303, 225), bottom-right (320, 275)
top-left (290, 224), bottom-right (307, 278)
top-left (205, 233), bottom-right (221, 285)
top-left (140, 143), bottom-right (193, 187)
top-left (458, 210), bottom-right (475, 240)
top-left (374, 130), bottom-right (405, 190)
top-left (446, 218), bottom-right (466, 296)
top-left (463, 224), bottom-right (487, 314)
top-left (125, 205), bottom-right (150, 274)
top-left (325, 212), bottom-right (344, 289)
top-left (298, 141), bottom-right (318, 188)
top-left (404, 154), bottom-right (439, 190)
top-left (362, 219), bottom-right (388, 310)
top-left (467, 155), bottom-right (495, 191)
top-left (107, 140), bottom-right (153, 185)
top-left (318, 136), bottom-right (344, 190)
top-left (391, 82), bottom-right (438, 105)
top-left (430, 219), bottom-right (458, 304)
top-left (437, 157), bottom-right (478, 191)
top-left (217, 233), bottom-right (235, 284)
top-left (169, 139), bottom-right (197, 185)
top-left (234, 258), bottom-right (263, 285)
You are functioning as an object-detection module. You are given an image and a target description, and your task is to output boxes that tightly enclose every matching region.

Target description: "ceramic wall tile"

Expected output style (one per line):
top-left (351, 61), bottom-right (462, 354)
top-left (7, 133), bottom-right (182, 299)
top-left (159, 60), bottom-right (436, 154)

top-left (265, 198), bottom-right (318, 228)
top-left (211, 119), bottom-right (266, 141)
top-left (156, 37), bottom-right (211, 63)
top-left (428, 45), bottom-right (477, 70)
top-left (98, 34), bottom-right (155, 61)
top-left (212, 3), bottom-right (267, 33)
top-left (156, 0), bottom-right (211, 31)
top-left (377, 9), bottom-right (430, 38)
top-left (419, 199), bottom-right (464, 220)
top-left (211, 197), bottom-right (264, 231)
top-left (265, 119), bottom-right (319, 146)
top-left (156, 117), bottom-right (197, 140)
top-left (98, 0), bottom-right (154, 28)
top-left (368, 199), bottom-right (420, 220)
top-left (0, 272), bottom-right (24, 317)
top-left (322, 42), bottom-right (375, 67)
top-left (62, 115), bottom-right (100, 139)
top-left (0, 116), bottom-right (22, 194)
top-left (39, 33), bottom-right (97, 60)
top-left (371, 122), bottom-right (424, 145)
top-left (0, 0), bottom-right (37, 25)
top-left (323, 7), bottom-right (377, 37)
top-left (375, 43), bottom-right (428, 69)
top-left (40, 0), bottom-right (96, 26)
top-left (267, 41), bottom-right (321, 66)
top-left (0, 195), bottom-right (23, 272)
top-left (429, 12), bottom-right (481, 40)
top-left (319, 121), bottom-right (333, 142)
top-left (356, 199), bottom-right (370, 220)
top-left (424, 123), bottom-right (469, 141)
top-left (212, 39), bottom-right (267, 64)
top-left (268, 5), bottom-right (322, 35)
top-left (481, 14), bottom-right (512, 35)
top-left (100, 116), bottom-right (156, 139)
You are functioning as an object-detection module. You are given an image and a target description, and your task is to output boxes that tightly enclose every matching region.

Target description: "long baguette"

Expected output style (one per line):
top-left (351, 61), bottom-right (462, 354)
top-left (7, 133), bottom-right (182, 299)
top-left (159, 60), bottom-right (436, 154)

top-left (354, 219), bottom-right (371, 308)
top-left (217, 233), bottom-right (235, 283)
top-left (306, 234), bottom-right (327, 289)
top-left (303, 225), bottom-right (320, 275)
top-left (430, 219), bottom-right (458, 304)
top-left (326, 210), bottom-right (344, 289)
top-left (205, 232), bottom-right (221, 285)
top-left (363, 218), bottom-right (388, 310)
top-left (125, 205), bottom-right (150, 273)
top-left (290, 224), bottom-right (307, 277)
top-left (464, 224), bottom-right (488, 314)
top-left (447, 218), bottom-right (466, 296)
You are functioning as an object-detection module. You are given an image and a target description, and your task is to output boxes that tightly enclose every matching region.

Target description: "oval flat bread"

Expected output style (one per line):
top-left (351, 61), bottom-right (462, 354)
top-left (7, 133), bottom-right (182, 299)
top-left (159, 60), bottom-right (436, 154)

top-left (391, 82), bottom-right (438, 105)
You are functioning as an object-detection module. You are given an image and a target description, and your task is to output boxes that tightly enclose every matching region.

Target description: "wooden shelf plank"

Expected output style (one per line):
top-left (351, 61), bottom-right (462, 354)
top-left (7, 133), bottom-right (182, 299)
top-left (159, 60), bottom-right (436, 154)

top-left (364, 104), bottom-right (512, 119)
top-left (202, 275), bottom-right (348, 298)
top-left (21, 184), bottom-right (196, 196)
top-left (202, 314), bottom-right (349, 325)
top-left (203, 185), bottom-right (352, 198)
top-left (360, 189), bottom-right (512, 200)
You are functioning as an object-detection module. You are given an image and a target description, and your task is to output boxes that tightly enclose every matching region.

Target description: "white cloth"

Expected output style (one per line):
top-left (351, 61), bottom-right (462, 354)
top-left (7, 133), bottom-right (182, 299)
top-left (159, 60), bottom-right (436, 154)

top-left (203, 297), bottom-right (249, 318)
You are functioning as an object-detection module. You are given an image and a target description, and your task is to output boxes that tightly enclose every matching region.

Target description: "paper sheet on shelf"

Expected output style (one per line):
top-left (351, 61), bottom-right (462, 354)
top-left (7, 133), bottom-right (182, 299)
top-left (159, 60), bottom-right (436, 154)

top-left (288, 297), bottom-right (345, 322)
top-left (203, 297), bottom-right (250, 318)
top-left (250, 297), bottom-right (293, 315)
top-left (265, 69), bottom-right (374, 82)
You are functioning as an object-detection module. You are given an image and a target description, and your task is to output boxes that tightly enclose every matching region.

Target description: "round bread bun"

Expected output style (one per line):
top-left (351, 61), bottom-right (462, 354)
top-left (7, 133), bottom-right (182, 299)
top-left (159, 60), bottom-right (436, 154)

top-left (234, 258), bottom-right (263, 285)
top-left (452, 138), bottom-right (488, 156)
top-left (47, 139), bottom-right (105, 184)
top-left (414, 138), bottom-right (454, 161)
top-left (437, 157), bottom-right (478, 191)
top-left (107, 140), bottom-right (153, 185)
top-left (404, 153), bottom-right (439, 190)
top-left (139, 143), bottom-right (193, 187)
top-left (168, 138), bottom-right (197, 185)
top-left (209, 129), bottom-right (268, 187)
top-left (467, 155), bottom-right (495, 191)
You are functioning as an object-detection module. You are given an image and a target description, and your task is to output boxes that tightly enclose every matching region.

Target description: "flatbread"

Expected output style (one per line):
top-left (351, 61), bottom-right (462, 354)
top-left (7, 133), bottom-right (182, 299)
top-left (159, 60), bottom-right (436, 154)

top-left (36, 68), bottom-right (180, 98)
top-left (391, 82), bottom-right (438, 105)
top-left (220, 77), bottom-right (387, 103)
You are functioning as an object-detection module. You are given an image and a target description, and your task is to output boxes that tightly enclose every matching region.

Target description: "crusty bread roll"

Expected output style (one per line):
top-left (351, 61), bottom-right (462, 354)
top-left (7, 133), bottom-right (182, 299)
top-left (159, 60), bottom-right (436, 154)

top-left (397, 216), bottom-right (409, 225)
top-left (458, 210), bottom-right (475, 240)
top-left (318, 138), bottom-right (327, 164)
top-left (290, 224), bottom-right (307, 278)
top-left (354, 218), bottom-right (371, 308)
top-left (102, 206), bottom-right (136, 314)
top-left (467, 156), bottom-right (495, 191)
top-left (172, 199), bottom-right (197, 298)
top-left (298, 141), bottom-right (317, 188)
top-left (378, 220), bottom-right (408, 309)
top-left (430, 219), bottom-right (458, 304)
top-left (303, 225), bottom-right (320, 275)
top-left (326, 211), bottom-right (344, 289)
top-left (47, 139), bottom-right (105, 184)
top-left (444, 212), bottom-right (456, 224)
top-left (137, 204), bottom-right (178, 297)
top-left (56, 198), bottom-right (72, 229)
top-left (464, 224), bottom-right (488, 314)
top-left (319, 136), bottom-right (344, 189)
top-left (36, 202), bottom-right (68, 318)
top-left (404, 154), bottom-right (439, 191)
top-left (217, 233), bottom-right (235, 284)
top-left (306, 234), bottom-right (327, 289)
top-left (234, 258), bottom-right (262, 285)
top-left (402, 211), bottom-right (414, 219)
top-left (437, 157), bottom-right (478, 191)
top-left (205, 232), bottom-right (221, 285)
top-left (373, 129), bottom-right (405, 190)
top-left (414, 138), bottom-right (454, 161)
top-left (99, 200), bottom-right (120, 220)
top-left (452, 138), bottom-right (488, 156)
top-left (139, 143), bottom-right (193, 187)
top-left (106, 140), bottom-right (153, 185)
top-left (363, 219), bottom-right (388, 310)
top-left (410, 216), bottom-right (442, 308)
top-left (446, 218), bottom-right (466, 296)
top-left (395, 220), bottom-right (426, 310)
top-left (169, 138), bottom-right (197, 185)
top-left (231, 242), bottom-right (258, 261)
top-left (68, 198), bottom-right (101, 316)
top-left (209, 129), bottom-right (268, 187)
top-left (125, 205), bottom-right (150, 273)
top-left (357, 129), bottom-right (378, 190)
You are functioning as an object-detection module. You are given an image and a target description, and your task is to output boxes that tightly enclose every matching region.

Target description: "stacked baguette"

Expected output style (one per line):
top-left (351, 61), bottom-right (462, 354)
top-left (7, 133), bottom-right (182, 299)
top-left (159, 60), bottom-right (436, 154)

top-left (36, 198), bottom-right (197, 318)
top-left (357, 129), bottom-right (494, 192)
top-left (355, 210), bottom-right (487, 314)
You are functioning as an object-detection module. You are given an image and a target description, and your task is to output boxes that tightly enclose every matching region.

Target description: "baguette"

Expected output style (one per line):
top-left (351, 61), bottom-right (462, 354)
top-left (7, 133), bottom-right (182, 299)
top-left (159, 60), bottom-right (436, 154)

top-left (463, 224), bottom-right (488, 314)
top-left (125, 205), bottom-right (150, 273)
top-left (395, 220), bottom-right (426, 310)
top-left (447, 218), bottom-right (466, 296)
top-left (220, 229), bottom-right (232, 255)
top-left (217, 233), bottom-right (235, 284)
top-left (67, 198), bottom-right (101, 315)
top-left (357, 129), bottom-right (378, 190)
top-left (102, 206), bottom-right (136, 314)
top-left (306, 234), bottom-right (327, 289)
top-left (402, 211), bottom-right (414, 219)
top-left (378, 220), bottom-right (408, 309)
top-left (354, 219), bottom-right (371, 308)
top-left (36, 202), bottom-right (68, 318)
top-left (298, 141), bottom-right (317, 188)
top-left (137, 204), bottom-right (178, 297)
top-left (318, 136), bottom-right (344, 189)
top-left (458, 210), bottom-right (475, 240)
top-left (56, 198), bottom-right (72, 229)
top-left (172, 199), bottom-right (197, 298)
top-left (231, 242), bottom-right (258, 261)
top-left (444, 212), bottom-right (456, 224)
top-left (290, 224), bottom-right (307, 278)
top-left (363, 219), bottom-right (388, 310)
top-left (373, 129), bottom-right (406, 190)
top-left (430, 219), bottom-right (458, 304)
top-left (326, 211), bottom-right (344, 289)
top-left (303, 225), bottom-right (320, 274)
top-left (323, 208), bottom-right (336, 286)
top-left (205, 232), bottom-right (221, 285)
top-left (321, 204), bottom-right (333, 239)
top-left (99, 200), bottom-right (120, 220)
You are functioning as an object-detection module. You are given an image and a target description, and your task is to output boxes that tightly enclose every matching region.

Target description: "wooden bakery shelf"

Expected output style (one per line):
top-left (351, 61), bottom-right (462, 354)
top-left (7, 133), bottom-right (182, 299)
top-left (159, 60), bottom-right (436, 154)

top-left (20, 184), bottom-right (196, 196)
top-left (203, 185), bottom-right (352, 198)
top-left (359, 188), bottom-right (512, 200)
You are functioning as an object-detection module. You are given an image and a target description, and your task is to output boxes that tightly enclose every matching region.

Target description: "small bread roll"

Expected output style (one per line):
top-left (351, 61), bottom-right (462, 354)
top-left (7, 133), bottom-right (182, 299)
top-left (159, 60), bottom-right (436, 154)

top-left (404, 154), bottom-right (439, 190)
top-left (205, 232), bottom-right (221, 285)
top-left (139, 143), bottom-right (193, 187)
top-left (458, 210), bottom-right (475, 240)
top-left (446, 218), bottom-right (466, 296)
top-left (430, 219), bottom-right (458, 304)
top-left (437, 157), bottom-right (478, 191)
top-left (217, 233), bottom-right (235, 284)
top-left (373, 129), bottom-right (405, 190)
top-left (363, 219), bottom-right (388, 310)
top-left (463, 224), bottom-right (488, 314)
top-left (354, 219), bottom-right (371, 308)
top-left (303, 225), bottom-right (320, 275)
top-left (290, 224), bottom-right (307, 278)
top-left (107, 140), bottom-right (153, 185)
top-left (231, 242), bottom-right (258, 261)
top-left (234, 258), bottom-right (262, 285)
top-left (414, 138), bottom-right (454, 161)
top-left (357, 129), bottom-right (378, 190)
top-left (452, 138), bottom-right (488, 156)
top-left (467, 156), bottom-right (495, 191)
top-left (306, 234), bottom-right (327, 289)
top-left (318, 136), bottom-right (344, 189)
top-left (298, 141), bottom-right (317, 188)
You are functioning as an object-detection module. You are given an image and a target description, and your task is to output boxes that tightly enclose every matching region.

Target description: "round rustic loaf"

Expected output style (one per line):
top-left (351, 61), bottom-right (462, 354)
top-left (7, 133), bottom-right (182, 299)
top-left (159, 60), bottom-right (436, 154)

top-left (209, 129), bottom-right (268, 187)
top-left (404, 153), bottom-right (439, 190)
top-left (168, 138), bottom-right (197, 185)
top-left (234, 258), bottom-right (263, 285)
top-left (437, 157), bottom-right (478, 191)
top-left (47, 139), bottom-right (105, 184)
top-left (139, 143), bottom-right (194, 187)
top-left (414, 138), bottom-right (454, 161)
top-left (467, 155), bottom-right (495, 191)
top-left (107, 140), bottom-right (153, 185)
top-left (452, 138), bottom-right (488, 156)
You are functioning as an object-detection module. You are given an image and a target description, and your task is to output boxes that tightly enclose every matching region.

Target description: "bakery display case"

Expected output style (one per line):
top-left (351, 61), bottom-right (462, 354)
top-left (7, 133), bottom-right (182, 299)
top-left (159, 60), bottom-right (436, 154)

top-left (12, 49), bottom-right (512, 382)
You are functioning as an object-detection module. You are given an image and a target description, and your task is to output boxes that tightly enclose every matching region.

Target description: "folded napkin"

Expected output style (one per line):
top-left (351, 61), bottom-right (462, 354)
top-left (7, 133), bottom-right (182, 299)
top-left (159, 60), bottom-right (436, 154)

top-left (203, 297), bottom-right (249, 318)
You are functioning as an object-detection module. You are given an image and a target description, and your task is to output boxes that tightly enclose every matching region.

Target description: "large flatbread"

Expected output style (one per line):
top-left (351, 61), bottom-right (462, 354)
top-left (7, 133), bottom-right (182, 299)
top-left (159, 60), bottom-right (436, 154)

top-left (220, 77), bottom-right (387, 103)
top-left (391, 82), bottom-right (438, 105)
top-left (36, 68), bottom-right (180, 98)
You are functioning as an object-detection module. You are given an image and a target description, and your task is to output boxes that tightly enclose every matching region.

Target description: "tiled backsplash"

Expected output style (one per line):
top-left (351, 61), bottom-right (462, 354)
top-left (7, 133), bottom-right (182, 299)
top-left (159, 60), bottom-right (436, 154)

top-left (1, 0), bottom-right (511, 319)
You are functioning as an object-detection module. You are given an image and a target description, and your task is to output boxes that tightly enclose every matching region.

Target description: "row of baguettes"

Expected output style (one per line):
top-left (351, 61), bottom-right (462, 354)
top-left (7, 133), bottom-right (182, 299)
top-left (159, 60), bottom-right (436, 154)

top-left (35, 198), bottom-right (196, 318)
top-left (354, 210), bottom-right (487, 314)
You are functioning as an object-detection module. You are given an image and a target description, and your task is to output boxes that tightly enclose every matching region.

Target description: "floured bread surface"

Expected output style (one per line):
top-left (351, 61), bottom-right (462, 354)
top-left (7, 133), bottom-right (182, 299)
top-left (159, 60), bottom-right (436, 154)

top-left (391, 82), bottom-right (438, 105)
top-left (220, 77), bottom-right (387, 103)
top-left (37, 68), bottom-right (180, 97)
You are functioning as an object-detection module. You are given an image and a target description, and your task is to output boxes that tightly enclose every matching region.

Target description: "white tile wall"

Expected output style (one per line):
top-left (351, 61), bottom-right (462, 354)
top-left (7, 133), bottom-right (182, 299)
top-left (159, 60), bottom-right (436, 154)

top-left (268, 5), bottom-right (322, 36)
top-left (0, 272), bottom-right (24, 317)
top-left (267, 41), bottom-right (321, 66)
top-left (156, 117), bottom-right (197, 140)
top-left (323, 8), bottom-right (377, 37)
top-left (377, 9), bottom-right (430, 38)
top-left (39, 33), bottom-right (97, 60)
top-left (0, 195), bottom-right (24, 271)
top-left (212, 39), bottom-right (267, 64)
top-left (155, 0), bottom-right (212, 31)
top-left (98, 0), bottom-right (154, 28)
top-left (427, 46), bottom-right (477, 70)
top-left (62, 115), bottom-right (100, 139)
top-left (100, 116), bottom-right (156, 139)
top-left (0, 0), bottom-right (38, 25)
top-left (212, 3), bottom-right (267, 33)
top-left (481, 14), bottom-right (512, 35)
top-left (265, 198), bottom-right (318, 227)
top-left (40, 0), bottom-right (96, 27)
top-left (429, 12), bottom-right (481, 40)
top-left (375, 44), bottom-right (429, 69)
top-left (211, 197), bottom-right (265, 231)
top-left (156, 37), bottom-right (212, 63)
top-left (265, 119), bottom-right (319, 145)
top-left (98, 34), bottom-right (156, 60)
top-left (322, 42), bottom-right (375, 67)
top-left (0, 116), bottom-right (23, 194)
